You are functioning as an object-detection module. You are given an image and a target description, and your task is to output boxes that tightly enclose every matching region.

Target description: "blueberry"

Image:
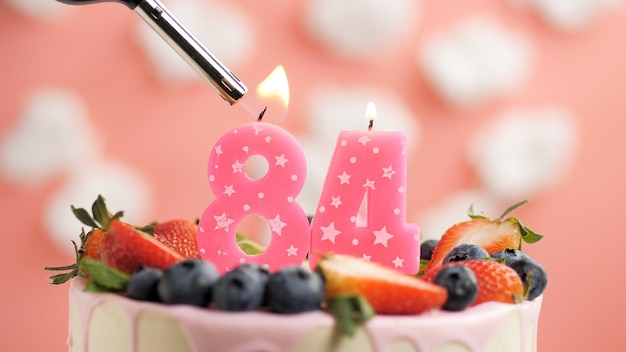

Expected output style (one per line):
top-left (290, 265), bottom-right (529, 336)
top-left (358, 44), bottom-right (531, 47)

top-left (434, 265), bottom-right (478, 311)
top-left (127, 266), bottom-right (163, 302)
top-left (491, 248), bottom-right (529, 265)
top-left (266, 266), bottom-right (325, 314)
top-left (213, 264), bottom-right (269, 311)
top-left (420, 239), bottom-right (439, 260)
top-left (157, 259), bottom-right (219, 307)
top-left (508, 257), bottom-right (547, 300)
top-left (442, 244), bottom-right (489, 264)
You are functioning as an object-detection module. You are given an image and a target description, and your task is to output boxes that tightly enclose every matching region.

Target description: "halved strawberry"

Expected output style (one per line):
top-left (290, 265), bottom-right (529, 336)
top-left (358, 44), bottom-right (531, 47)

top-left (424, 200), bottom-right (542, 275)
top-left (152, 219), bottom-right (200, 259)
top-left (423, 260), bottom-right (524, 305)
top-left (317, 254), bottom-right (447, 315)
top-left (45, 195), bottom-right (123, 284)
top-left (100, 220), bottom-right (185, 275)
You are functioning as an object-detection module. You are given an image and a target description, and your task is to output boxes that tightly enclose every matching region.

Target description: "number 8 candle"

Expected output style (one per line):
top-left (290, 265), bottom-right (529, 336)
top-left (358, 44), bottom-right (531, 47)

top-left (197, 121), bottom-right (310, 273)
top-left (309, 103), bottom-right (420, 274)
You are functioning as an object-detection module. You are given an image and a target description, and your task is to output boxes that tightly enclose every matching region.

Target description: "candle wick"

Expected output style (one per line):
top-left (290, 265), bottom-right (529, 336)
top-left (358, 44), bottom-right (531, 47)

top-left (368, 119), bottom-right (374, 131)
top-left (258, 106), bottom-right (268, 122)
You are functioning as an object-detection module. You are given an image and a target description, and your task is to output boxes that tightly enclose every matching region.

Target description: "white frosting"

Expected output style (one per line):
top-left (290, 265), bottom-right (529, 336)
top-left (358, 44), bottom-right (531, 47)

top-left (68, 278), bottom-right (542, 352)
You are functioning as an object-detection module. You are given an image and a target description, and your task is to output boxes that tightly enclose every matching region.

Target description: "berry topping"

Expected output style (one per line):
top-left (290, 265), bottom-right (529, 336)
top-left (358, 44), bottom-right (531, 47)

top-left (442, 244), bottom-right (489, 264)
top-left (100, 220), bottom-right (184, 275)
top-left (425, 260), bottom-right (524, 306)
top-left (433, 265), bottom-right (478, 311)
top-left (425, 200), bottom-right (543, 274)
top-left (152, 219), bottom-right (201, 259)
top-left (127, 266), bottom-right (163, 302)
top-left (508, 257), bottom-right (547, 300)
top-left (491, 248), bottom-right (530, 265)
top-left (420, 239), bottom-right (438, 260)
top-left (157, 259), bottom-right (219, 307)
top-left (317, 254), bottom-right (447, 315)
top-left (266, 266), bottom-right (325, 314)
top-left (213, 264), bottom-right (269, 311)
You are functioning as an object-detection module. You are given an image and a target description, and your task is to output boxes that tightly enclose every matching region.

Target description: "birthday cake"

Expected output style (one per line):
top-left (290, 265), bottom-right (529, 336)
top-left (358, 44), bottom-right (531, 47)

top-left (48, 196), bottom-right (546, 352)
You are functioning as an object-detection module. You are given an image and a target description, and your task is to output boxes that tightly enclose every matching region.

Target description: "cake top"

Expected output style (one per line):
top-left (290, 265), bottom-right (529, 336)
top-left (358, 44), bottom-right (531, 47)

top-left (46, 194), bottom-right (546, 335)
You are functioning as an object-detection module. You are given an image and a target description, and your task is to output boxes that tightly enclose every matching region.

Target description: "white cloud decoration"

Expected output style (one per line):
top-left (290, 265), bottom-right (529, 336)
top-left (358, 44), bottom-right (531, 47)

top-left (44, 160), bottom-right (152, 253)
top-left (136, 0), bottom-right (255, 83)
top-left (297, 86), bottom-right (420, 214)
top-left (4, 0), bottom-right (70, 20)
top-left (0, 89), bottom-right (102, 186)
top-left (510, 0), bottom-right (623, 31)
top-left (304, 0), bottom-right (419, 60)
top-left (420, 17), bottom-right (533, 107)
top-left (469, 106), bottom-right (578, 200)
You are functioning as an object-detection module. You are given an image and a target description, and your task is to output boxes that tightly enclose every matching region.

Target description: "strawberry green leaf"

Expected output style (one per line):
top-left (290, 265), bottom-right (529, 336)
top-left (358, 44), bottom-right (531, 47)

top-left (71, 206), bottom-right (99, 228)
top-left (497, 200), bottom-right (528, 221)
top-left (416, 259), bottom-right (429, 276)
top-left (79, 259), bottom-right (129, 292)
top-left (467, 204), bottom-right (487, 220)
top-left (515, 218), bottom-right (544, 244)
top-left (326, 294), bottom-right (375, 337)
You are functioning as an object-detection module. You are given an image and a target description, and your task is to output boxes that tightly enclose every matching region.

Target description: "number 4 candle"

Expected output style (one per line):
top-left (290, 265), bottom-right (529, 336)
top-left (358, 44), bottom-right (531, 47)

top-left (309, 103), bottom-right (420, 274)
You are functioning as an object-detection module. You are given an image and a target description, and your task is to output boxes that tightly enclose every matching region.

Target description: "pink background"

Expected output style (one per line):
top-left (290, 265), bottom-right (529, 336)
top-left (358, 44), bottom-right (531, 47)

top-left (1, 0), bottom-right (625, 351)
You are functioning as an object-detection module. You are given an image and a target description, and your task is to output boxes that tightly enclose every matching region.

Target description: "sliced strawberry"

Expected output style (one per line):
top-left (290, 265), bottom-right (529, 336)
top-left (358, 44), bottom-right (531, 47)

top-left (423, 260), bottom-right (524, 305)
top-left (153, 219), bottom-right (200, 259)
top-left (425, 200), bottom-right (542, 274)
top-left (100, 220), bottom-right (184, 275)
top-left (317, 254), bottom-right (447, 315)
top-left (45, 195), bottom-right (123, 284)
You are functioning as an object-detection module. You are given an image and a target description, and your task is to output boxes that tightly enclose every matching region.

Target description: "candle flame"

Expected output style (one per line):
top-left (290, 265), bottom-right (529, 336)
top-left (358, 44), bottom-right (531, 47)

top-left (257, 66), bottom-right (290, 108)
top-left (366, 102), bottom-right (376, 130)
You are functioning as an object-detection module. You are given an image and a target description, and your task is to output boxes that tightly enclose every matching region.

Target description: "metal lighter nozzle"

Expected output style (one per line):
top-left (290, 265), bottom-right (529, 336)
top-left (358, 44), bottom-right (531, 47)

top-left (56, 0), bottom-right (248, 105)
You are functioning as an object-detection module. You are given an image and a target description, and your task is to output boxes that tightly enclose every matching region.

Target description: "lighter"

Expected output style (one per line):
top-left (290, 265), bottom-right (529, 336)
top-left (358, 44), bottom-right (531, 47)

top-left (56, 0), bottom-right (248, 105)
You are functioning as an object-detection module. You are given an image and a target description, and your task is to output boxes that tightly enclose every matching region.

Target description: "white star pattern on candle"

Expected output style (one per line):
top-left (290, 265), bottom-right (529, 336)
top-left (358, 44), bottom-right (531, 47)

top-left (401, 141), bottom-right (408, 156)
top-left (253, 125), bottom-right (264, 135)
top-left (215, 145), bottom-right (223, 156)
top-left (362, 254), bottom-right (371, 261)
top-left (373, 226), bottom-right (394, 247)
top-left (223, 185), bottom-right (236, 196)
top-left (286, 245), bottom-right (298, 257)
top-left (392, 256), bottom-right (404, 268)
top-left (330, 196), bottom-right (342, 208)
top-left (214, 212), bottom-right (234, 232)
top-left (337, 171), bottom-right (351, 185)
top-left (358, 135), bottom-right (371, 146)
top-left (275, 154), bottom-right (289, 168)
top-left (232, 160), bottom-right (244, 173)
top-left (320, 222), bottom-right (342, 244)
top-left (268, 214), bottom-right (287, 236)
top-left (363, 179), bottom-right (376, 189)
top-left (382, 165), bottom-right (396, 179)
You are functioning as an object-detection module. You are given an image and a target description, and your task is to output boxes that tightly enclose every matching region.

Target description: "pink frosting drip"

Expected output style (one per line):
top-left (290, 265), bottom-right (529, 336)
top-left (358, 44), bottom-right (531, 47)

top-left (69, 278), bottom-right (542, 352)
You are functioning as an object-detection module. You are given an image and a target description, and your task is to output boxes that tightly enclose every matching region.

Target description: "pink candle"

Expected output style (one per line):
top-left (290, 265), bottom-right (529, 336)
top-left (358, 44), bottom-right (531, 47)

top-left (309, 104), bottom-right (420, 274)
top-left (197, 122), bottom-right (310, 273)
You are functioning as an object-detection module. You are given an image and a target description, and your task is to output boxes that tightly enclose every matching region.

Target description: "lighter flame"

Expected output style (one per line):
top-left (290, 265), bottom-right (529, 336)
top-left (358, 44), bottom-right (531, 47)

top-left (257, 66), bottom-right (289, 108)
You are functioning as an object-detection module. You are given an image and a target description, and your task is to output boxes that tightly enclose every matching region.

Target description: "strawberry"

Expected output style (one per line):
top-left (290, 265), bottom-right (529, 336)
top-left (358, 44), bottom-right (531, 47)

top-left (423, 260), bottom-right (524, 305)
top-left (45, 195), bottom-right (123, 284)
top-left (152, 219), bottom-right (200, 259)
top-left (317, 254), bottom-right (447, 315)
top-left (100, 220), bottom-right (184, 275)
top-left (424, 200), bottom-right (543, 274)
